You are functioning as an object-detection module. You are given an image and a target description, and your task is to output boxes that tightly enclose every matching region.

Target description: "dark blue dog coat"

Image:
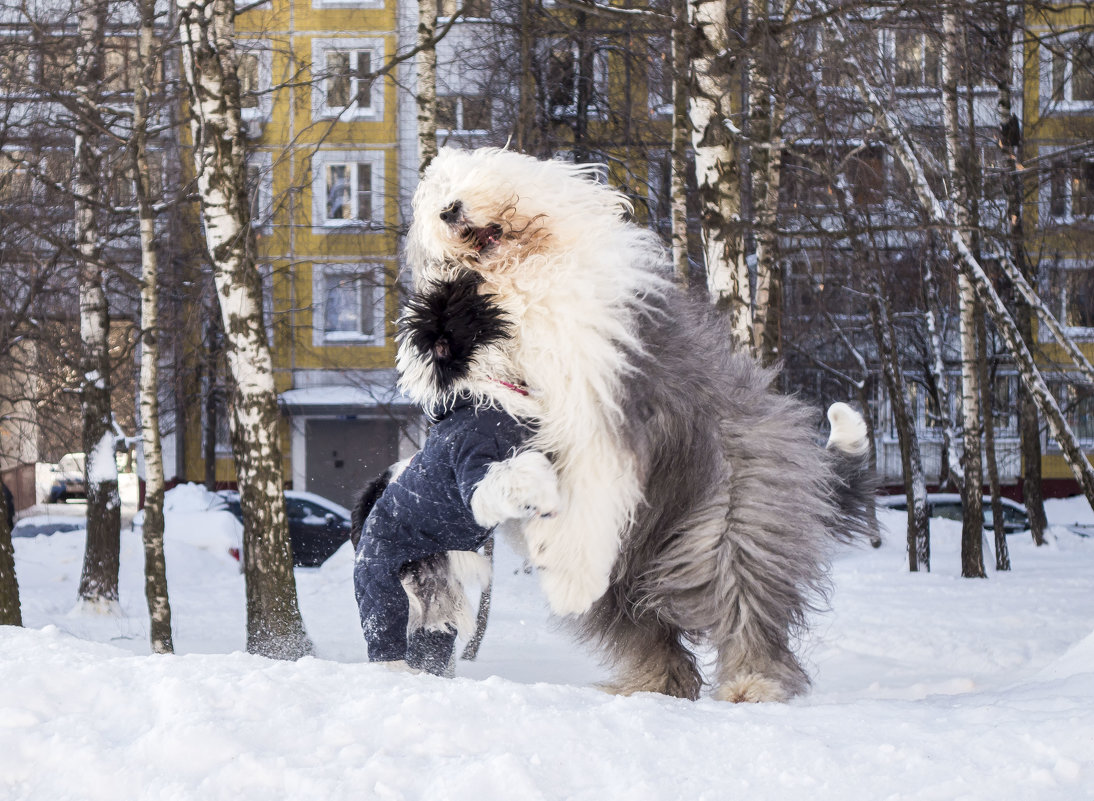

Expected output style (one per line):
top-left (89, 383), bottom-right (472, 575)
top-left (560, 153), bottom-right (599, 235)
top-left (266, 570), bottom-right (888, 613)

top-left (354, 397), bottom-right (533, 663)
top-left (352, 272), bottom-right (535, 669)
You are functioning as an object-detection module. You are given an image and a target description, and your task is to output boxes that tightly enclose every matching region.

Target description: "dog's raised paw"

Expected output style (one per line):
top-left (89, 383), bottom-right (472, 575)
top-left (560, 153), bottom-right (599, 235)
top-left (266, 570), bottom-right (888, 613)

top-left (470, 450), bottom-right (561, 528)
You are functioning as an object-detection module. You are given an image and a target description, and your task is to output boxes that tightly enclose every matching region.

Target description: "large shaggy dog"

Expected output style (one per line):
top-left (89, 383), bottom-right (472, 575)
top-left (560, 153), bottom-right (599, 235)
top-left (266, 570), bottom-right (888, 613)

top-left (396, 147), bottom-right (876, 702)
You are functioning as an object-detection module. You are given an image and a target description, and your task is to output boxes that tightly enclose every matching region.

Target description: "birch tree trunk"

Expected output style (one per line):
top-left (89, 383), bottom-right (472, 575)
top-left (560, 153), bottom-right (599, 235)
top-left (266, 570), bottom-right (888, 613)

top-left (670, 0), bottom-right (691, 287)
top-left (75, 0), bottom-right (122, 608)
top-left (133, 0), bottom-right (173, 653)
top-left (922, 250), bottom-right (965, 487)
top-left (993, 4), bottom-right (1046, 542)
top-left (178, 0), bottom-right (310, 658)
top-left (748, 0), bottom-right (792, 364)
top-left (979, 313), bottom-right (1010, 571)
top-left (822, 10), bottom-right (1094, 514)
top-left (689, 0), bottom-right (751, 346)
top-left (417, 0), bottom-right (439, 173)
top-left (942, 4), bottom-right (985, 579)
top-left (0, 481), bottom-right (19, 625)
top-left (871, 280), bottom-right (930, 571)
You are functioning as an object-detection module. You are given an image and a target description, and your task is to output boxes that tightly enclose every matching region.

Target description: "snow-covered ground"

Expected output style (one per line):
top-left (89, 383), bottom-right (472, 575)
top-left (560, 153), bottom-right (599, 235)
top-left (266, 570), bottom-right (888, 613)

top-left (3, 486), bottom-right (1094, 800)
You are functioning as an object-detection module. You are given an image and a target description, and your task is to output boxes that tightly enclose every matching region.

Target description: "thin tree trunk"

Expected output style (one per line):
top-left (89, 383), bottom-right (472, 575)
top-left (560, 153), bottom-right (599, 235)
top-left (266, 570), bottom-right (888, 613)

top-left (749, 0), bottom-right (791, 364)
top-left (134, 0), bottom-right (173, 653)
top-left (417, 0), bottom-right (438, 173)
top-left (993, 3), bottom-right (1047, 542)
top-left (979, 314), bottom-right (1010, 571)
top-left (689, 0), bottom-right (751, 345)
top-left (178, 0), bottom-right (310, 659)
top-left (871, 282), bottom-right (929, 572)
top-left (0, 480), bottom-right (19, 626)
top-left (670, 0), bottom-right (690, 287)
top-left (942, 4), bottom-right (985, 578)
top-left (922, 250), bottom-right (964, 487)
top-left (516, 0), bottom-right (539, 155)
top-left (75, 0), bottom-right (121, 608)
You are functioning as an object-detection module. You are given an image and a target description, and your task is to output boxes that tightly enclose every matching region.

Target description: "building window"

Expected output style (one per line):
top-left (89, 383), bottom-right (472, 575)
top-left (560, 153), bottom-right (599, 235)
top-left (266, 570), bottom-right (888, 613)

top-left (647, 35), bottom-right (672, 116)
top-left (313, 264), bottom-right (386, 345)
top-left (440, 0), bottom-right (490, 18)
top-left (893, 29), bottom-right (940, 89)
top-left (436, 94), bottom-right (491, 133)
top-left (542, 40), bottom-right (608, 120)
top-left (236, 42), bottom-right (272, 121)
top-left (1047, 157), bottom-right (1094, 221)
top-left (238, 53), bottom-right (260, 109)
top-left (247, 154), bottom-right (273, 230)
top-left (103, 37), bottom-right (139, 93)
top-left (1042, 37), bottom-right (1094, 110)
top-left (312, 39), bottom-right (383, 120)
top-left (312, 150), bottom-right (384, 228)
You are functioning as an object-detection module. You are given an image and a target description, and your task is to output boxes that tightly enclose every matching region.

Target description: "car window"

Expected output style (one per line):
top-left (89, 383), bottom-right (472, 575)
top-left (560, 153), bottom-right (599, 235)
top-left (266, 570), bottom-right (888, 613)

top-left (1003, 507), bottom-right (1028, 525)
top-left (931, 502), bottom-right (963, 521)
top-left (287, 498), bottom-right (328, 520)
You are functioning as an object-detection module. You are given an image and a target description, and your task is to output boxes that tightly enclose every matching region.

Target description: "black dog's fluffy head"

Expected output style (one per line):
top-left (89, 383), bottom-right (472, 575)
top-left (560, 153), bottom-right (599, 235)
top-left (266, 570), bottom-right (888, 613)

top-left (398, 271), bottom-right (511, 391)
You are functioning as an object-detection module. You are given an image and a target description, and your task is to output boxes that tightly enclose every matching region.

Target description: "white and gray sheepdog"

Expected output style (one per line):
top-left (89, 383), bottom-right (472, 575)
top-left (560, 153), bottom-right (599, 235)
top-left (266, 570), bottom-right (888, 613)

top-left (391, 146), bottom-right (877, 702)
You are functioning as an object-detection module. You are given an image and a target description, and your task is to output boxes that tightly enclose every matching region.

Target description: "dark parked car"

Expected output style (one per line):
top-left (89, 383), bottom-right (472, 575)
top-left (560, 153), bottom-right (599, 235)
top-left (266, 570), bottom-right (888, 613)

top-left (879, 493), bottom-right (1030, 534)
top-left (218, 490), bottom-right (353, 567)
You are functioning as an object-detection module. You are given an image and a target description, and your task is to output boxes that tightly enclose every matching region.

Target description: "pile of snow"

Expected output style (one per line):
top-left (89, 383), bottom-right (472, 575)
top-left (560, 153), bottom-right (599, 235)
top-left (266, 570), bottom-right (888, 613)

top-left (3, 499), bottom-right (1094, 799)
top-left (131, 483), bottom-right (242, 562)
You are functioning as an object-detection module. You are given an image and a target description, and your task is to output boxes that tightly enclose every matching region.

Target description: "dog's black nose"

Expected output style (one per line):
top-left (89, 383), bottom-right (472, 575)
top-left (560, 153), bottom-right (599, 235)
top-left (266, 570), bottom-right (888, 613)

top-left (439, 201), bottom-right (462, 224)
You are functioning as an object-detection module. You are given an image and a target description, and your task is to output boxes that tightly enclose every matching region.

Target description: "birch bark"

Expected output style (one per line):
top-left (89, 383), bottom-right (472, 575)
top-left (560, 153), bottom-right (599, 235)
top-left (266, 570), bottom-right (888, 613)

top-left (133, 0), bottom-right (173, 653)
top-left (670, 0), bottom-right (691, 287)
top-left (178, 0), bottom-right (310, 658)
top-left (74, 0), bottom-right (122, 608)
top-left (417, 0), bottom-right (439, 173)
top-left (942, 4), bottom-right (985, 578)
top-left (689, 0), bottom-right (751, 346)
top-left (749, 0), bottom-right (792, 364)
top-left (993, 0), bottom-right (1047, 544)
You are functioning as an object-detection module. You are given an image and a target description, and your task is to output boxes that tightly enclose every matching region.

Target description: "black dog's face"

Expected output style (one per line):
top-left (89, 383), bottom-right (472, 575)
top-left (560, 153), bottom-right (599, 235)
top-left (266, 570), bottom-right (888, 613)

top-left (396, 272), bottom-right (511, 399)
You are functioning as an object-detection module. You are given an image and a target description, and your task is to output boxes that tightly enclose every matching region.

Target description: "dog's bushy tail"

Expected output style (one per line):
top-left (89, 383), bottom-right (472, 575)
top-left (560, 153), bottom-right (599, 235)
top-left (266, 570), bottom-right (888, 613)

top-left (825, 403), bottom-right (882, 547)
top-left (350, 462), bottom-right (403, 550)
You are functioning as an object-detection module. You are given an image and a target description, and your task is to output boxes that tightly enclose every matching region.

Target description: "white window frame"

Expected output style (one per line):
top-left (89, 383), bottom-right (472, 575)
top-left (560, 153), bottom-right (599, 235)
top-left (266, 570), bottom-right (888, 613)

top-left (312, 38), bottom-right (384, 120)
top-left (888, 27), bottom-right (941, 91)
top-left (1040, 34), bottom-right (1094, 113)
top-left (311, 0), bottom-right (381, 11)
top-left (1039, 145), bottom-right (1094, 224)
top-left (1047, 257), bottom-right (1094, 338)
top-left (436, 94), bottom-right (492, 135)
top-left (237, 41), bottom-right (273, 121)
top-left (246, 152), bottom-right (273, 231)
top-left (311, 150), bottom-right (385, 229)
top-left (311, 263), bottom-right (387, 346)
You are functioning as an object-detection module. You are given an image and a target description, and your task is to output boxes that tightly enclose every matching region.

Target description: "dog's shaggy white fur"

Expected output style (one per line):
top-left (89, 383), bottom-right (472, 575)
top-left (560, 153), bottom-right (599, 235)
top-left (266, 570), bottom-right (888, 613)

top-left (400, 147), bottom-right (877, 701)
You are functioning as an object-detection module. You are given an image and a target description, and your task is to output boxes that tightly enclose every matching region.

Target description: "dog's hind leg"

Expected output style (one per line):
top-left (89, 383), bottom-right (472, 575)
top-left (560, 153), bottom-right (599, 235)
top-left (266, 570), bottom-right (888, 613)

top-left (582, 594), bottom-right (703, 700)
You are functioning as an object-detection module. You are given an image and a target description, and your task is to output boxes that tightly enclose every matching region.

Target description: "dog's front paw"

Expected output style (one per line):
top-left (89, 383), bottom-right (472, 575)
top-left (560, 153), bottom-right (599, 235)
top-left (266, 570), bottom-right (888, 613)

top-left (470, 450), bottom-right (561, 529)
top-left (535, 558), bottom-right (610, 616)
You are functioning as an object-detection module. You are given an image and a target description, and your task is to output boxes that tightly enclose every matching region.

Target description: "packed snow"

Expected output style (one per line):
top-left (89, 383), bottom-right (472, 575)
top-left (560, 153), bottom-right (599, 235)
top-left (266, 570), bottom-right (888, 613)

top-left (3, 485), bottom-right (1094, 800)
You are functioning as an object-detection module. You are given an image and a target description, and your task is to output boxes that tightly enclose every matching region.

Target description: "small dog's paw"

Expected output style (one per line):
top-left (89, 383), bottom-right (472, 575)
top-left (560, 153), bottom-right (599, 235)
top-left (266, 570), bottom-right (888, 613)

top-left (470, 450), bottom-right (561, 528)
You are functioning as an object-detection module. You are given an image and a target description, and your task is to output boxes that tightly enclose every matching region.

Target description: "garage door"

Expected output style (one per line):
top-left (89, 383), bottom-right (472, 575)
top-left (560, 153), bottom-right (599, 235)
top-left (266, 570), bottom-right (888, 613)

top-left (304, 419), bottom-right (400, 508)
